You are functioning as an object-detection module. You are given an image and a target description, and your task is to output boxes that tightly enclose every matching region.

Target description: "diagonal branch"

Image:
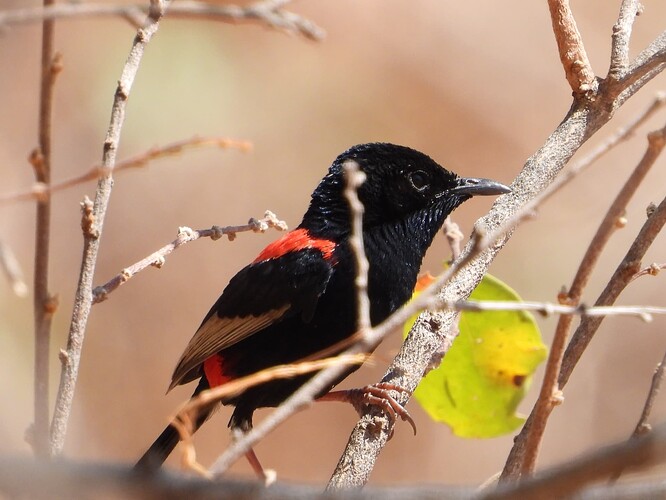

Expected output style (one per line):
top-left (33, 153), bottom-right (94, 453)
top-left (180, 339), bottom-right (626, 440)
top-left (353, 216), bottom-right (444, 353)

top-left (49, 0), bottom-right (171, 456)
top-left (91, 211), bottom-right (286, 304)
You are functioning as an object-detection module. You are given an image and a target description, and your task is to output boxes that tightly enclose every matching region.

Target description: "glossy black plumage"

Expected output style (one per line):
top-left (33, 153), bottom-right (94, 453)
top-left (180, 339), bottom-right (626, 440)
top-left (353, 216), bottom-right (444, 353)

top-left (136, 143), bottom-right (509, 471)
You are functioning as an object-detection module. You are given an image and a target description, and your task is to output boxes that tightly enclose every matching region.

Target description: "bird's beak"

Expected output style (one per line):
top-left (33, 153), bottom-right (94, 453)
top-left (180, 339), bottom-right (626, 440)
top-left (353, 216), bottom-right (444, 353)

top-left (449, 177), bottom-right (511, 197)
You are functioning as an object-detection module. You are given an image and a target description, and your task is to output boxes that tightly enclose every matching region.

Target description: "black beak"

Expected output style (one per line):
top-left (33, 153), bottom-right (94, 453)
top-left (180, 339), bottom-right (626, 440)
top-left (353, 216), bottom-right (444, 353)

top-left (449, 177), bottom-right (511, 197)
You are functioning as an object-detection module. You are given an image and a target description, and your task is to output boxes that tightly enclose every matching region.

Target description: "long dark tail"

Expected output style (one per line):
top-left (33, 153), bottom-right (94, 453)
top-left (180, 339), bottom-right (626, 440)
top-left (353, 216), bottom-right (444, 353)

top-left (135, 378), bottom-right (214, 472)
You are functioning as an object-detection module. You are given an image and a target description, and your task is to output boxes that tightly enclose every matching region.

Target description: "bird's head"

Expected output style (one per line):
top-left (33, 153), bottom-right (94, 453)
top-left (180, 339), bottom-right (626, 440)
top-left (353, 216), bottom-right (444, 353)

top-left (302, 143), bottom-right (510, 236)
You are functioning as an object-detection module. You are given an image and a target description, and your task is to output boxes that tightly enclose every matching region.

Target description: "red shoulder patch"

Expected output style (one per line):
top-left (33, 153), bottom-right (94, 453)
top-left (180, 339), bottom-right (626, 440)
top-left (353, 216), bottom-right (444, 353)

top-left (253, 228), bottom-right (336, 263)
top-left (203, 354), bottom-right (235, 388)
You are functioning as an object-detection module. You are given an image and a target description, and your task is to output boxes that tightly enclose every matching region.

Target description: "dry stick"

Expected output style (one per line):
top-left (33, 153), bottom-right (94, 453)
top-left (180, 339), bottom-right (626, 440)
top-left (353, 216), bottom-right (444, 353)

top-left (91, 211), bottom-right (287, 304)
top-left (31, 0), bottom-right (61, 458)
top-left (0, 240), bottom-right (28, 297)
top-left (49, 0), bottom-right (171, 456)
top-left (0, 0), bottom-right (325, 41)
top-left (547, 0), bottom-right (596, 94)
top-left (502, 119), bottom-right (666, 480)
top-left (0, 136), bottom-right (252, 205)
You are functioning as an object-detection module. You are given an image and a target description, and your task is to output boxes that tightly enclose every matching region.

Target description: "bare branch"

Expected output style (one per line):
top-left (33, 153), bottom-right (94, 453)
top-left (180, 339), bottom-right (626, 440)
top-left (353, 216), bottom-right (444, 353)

top-left (49, 0), bottom-right (171, 456)
top-left (92, 211), bottom-right (287, 304)
top-left (560, 190), bottom-right (666, 382)
top-left (501, 116), bottom-right (666, 480)
top-left (0, 0), bottom-right (325, 41)
top-left (433, 300), bottom-right (666, 320)
top-left (342, 160), bottom-right (371, 333)
top-left (547, 0), bottom-right (596, 95)
top-left (32, 0), bottom-right (62, 458)
top-left (443, 216), bottom-right (464, 261)
top-left (0, 136), bottom-right (252, 206)
top-left (609, 0), bottom-right (642, 79)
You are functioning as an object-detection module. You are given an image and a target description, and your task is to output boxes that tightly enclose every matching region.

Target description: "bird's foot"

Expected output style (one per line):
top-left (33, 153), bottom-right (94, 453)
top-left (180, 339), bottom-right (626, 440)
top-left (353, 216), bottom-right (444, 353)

top-left (318, 382), bottom-right (416, 436)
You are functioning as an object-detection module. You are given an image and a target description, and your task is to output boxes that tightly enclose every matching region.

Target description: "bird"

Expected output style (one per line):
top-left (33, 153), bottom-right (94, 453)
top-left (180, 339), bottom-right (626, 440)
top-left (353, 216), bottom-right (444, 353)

top-left (135, 142), bottom-right (510, 478)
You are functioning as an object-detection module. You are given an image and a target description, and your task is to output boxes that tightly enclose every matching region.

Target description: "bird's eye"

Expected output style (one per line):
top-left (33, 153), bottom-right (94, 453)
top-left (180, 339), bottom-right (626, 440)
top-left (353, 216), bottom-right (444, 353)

top-left (408, 170), bottom-right (430, 191)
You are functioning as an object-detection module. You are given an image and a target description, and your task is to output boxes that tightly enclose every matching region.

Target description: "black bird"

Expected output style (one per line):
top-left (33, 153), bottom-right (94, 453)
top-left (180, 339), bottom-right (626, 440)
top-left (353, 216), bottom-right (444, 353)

top-left (136, 143), bottom-right (510, 477)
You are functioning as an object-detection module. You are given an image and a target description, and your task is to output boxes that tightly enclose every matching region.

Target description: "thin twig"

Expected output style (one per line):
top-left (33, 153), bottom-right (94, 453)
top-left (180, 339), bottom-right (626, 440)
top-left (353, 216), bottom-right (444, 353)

top-left (547, 0), bottom-right (596, 95)
top-left (609, 350), bottom-right (666, 482)
top-left (32, 0), bottom-right (62, 458)
top-left (502, 118), bottom-right (666, 480)
top-left (49, 0), bottom-right (171, 456)
top-left (342, 160), bottom-right (371, 333)
top-left (443, 216), bottom-right (464, 261)
top-left (0, 240), bottom-right (28, 297)
top-left (631, 262), bottom-right (665, 282)
top-left (631, 351), bottom-right (666, 438)
top-left (609, 0), bottom-right (642, 79)
top-left (0, 0), bottom-right (325, 41)
top-left (432, 300), bottom-right (666, 320)
top-left (91, 211), bottom-right (287, 304)
top-left (0, 136), bottom-right (252, 205)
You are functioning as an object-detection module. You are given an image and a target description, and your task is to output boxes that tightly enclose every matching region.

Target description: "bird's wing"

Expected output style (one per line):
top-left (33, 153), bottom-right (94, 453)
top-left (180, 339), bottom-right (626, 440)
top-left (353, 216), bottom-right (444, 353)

top-left (169, 249), bottom-right (335, 390)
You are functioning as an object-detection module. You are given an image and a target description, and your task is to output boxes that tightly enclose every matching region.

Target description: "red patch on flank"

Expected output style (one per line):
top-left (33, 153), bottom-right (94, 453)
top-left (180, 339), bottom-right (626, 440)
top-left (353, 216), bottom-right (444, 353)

top-left (203, 354), bottom-right (235, 388)
top-left (253, 228), bottom-right (336, 263)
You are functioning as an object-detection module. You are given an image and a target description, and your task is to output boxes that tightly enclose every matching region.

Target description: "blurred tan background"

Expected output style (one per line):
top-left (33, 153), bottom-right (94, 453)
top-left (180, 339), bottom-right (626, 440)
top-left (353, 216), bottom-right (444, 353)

top-left (1, 0), bottom-right (665, 486)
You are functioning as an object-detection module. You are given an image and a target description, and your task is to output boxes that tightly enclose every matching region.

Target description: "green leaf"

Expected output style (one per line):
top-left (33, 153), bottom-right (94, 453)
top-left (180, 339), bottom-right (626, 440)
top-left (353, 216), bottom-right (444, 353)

top-left (405, 273), bottom-right (547, 438)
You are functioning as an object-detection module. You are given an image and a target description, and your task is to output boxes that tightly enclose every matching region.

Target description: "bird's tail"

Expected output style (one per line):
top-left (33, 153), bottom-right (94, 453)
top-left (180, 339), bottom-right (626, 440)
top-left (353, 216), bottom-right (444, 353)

top-left (134, 378), bottom-right (215, 472)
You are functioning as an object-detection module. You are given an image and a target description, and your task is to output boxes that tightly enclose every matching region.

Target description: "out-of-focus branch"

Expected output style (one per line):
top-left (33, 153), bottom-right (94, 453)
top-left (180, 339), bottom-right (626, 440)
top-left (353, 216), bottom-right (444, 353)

top-left (92, 211), bottom-right (287, 304)
top-left (49, 0), bottom-right (171, 456)
top-left (0, 137), bottom-right (251, 205)
top-left (547, 0), bottom-right (596, 95)
top-left (483, 421), bottom-right (666, 500)
top-left (0, 0), bottom-right (325, 41)
top-left (0, 240), bottom-right (28, 297)
top-left (32, 0), bottom-right (62, 458)
top-left (3, 423), bottom-right (666, 498)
